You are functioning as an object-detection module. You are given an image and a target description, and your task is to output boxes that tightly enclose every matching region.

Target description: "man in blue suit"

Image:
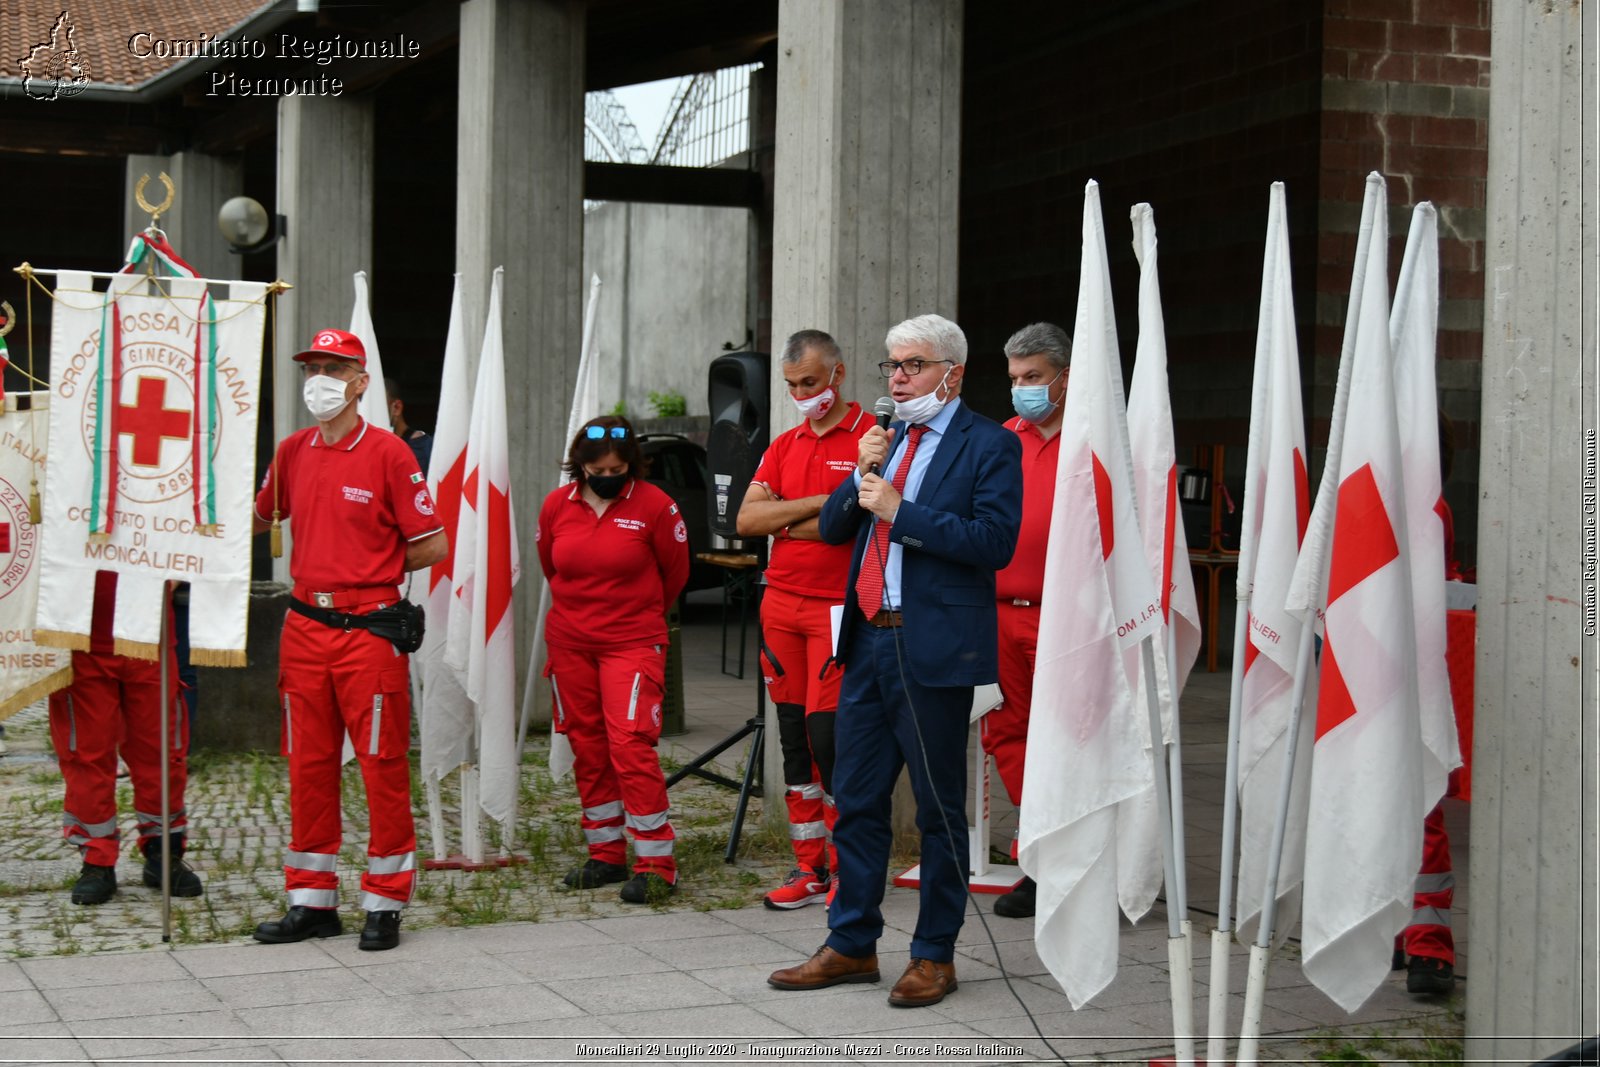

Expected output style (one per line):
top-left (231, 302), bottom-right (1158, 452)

top-left (768, 314), bottom-right (1023, 1008)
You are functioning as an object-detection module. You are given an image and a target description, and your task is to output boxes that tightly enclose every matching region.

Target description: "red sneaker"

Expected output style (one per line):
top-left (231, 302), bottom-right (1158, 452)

top-left (826, 875), bottom-right (838, 910)
top-left (764, 868), bottom-right (829, 911)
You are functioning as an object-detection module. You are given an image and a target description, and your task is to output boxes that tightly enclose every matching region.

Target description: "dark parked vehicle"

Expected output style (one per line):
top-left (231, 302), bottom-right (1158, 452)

top-left (639, 433), bottom-right (720, 592)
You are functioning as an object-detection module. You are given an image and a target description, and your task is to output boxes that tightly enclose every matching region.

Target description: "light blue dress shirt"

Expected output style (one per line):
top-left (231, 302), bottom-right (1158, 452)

top-left (853, 397), bottom-right (962, 611)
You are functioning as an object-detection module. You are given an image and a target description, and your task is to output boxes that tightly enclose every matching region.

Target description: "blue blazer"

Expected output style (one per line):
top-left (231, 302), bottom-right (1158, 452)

top-left (819, 399), bottom-right (1023, 687)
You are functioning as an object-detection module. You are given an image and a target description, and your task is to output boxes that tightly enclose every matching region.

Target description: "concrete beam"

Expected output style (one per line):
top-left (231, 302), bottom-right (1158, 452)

top-left (456, 0), bottom-right (585, 719)
top-left (770, 0), bottom-right (963, 425)
top-left (1466, 1), bottom-right (1598, 1060)
top-left (272, 94), bottom-right (375, 579)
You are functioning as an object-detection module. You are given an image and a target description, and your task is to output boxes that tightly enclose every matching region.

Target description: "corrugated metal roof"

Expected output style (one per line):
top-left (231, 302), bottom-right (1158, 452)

top-left (4, 1), bottom-right (272, 91)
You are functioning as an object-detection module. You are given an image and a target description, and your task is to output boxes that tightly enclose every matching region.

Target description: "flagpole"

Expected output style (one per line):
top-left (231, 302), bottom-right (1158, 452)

top-left (1165, 621), bottom-right (1193, 945)
top-left (1141, 636), bottom-right (1194, 1065)
top-left (158, 579), bottom-right (174, 944)
top-left (1207, 598), bottom-right (1249, 1063)
top-left (1237, 619), bottom-right (1318, 1067)
top-left (517, 273), bottom-right (601, 762)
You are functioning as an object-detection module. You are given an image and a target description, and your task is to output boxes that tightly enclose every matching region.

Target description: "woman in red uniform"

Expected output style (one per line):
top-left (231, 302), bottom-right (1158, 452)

top-left (537, 416), bottom-right (690, 903)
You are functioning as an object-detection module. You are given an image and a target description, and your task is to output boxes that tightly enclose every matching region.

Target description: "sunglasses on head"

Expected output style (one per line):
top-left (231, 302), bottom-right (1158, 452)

top-left (586, 425), bottom-right (629, 440)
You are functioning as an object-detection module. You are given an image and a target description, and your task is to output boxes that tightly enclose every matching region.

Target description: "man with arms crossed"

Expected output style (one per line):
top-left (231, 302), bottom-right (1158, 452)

top-left (737, 329), bottom-right (869, 910)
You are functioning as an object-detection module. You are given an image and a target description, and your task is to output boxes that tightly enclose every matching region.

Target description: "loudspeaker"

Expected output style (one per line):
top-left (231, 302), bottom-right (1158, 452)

top-left (706, 351), bottom-right (770, 540)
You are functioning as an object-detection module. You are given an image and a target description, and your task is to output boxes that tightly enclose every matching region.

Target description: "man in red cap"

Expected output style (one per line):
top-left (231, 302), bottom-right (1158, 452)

top-left (252, 328), bottom-right (446, 951)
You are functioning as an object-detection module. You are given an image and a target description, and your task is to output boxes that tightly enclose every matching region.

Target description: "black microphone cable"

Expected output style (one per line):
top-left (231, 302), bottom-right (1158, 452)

top-left (859, 464), bottom-right (1068, 1064)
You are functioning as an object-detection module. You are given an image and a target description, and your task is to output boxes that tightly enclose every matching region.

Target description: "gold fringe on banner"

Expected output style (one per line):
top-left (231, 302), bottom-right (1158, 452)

top-left (188, 647), bottom-right (247, 668)
top-left (0, 667), bottom-right (74, 721)
top-left (32, 629), bottom-right (91, 652)
top-left (112, 637), bottom-right (161, 662)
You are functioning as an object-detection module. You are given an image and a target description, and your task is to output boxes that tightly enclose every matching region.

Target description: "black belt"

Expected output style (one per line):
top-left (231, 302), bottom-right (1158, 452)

top-left (288, 597), bottom-right (425, 654)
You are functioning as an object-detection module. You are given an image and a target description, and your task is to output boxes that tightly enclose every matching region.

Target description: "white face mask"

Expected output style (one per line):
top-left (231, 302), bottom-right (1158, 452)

top-left (790, 365), bottom-right (840, 421)
top-left (893, 367), bottom-right (954, 425)
top-left (303, 374), bottom-right (353, 422)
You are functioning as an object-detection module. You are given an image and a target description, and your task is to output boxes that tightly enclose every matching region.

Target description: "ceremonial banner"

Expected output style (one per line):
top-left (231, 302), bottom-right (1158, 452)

top-left (35, 268), bottom-right (267, 664)
top-left (1020, 181), bottom-right (1162, 1009)
top-left (0, 393), bottom-right (71, 718)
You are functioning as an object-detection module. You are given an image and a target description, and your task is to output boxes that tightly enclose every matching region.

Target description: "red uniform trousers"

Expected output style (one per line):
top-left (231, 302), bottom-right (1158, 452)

top-left (758, 586), bottom-right (842, 876)
top-left (982, 601), bottom-right (1040, 856)
top-left (1404, 800), bottom-right (1455, 964)
top-left (49, 649), bottom-right (188, 867)
top-left (277, 609), bottom-right (417, 911)
top-left (547, 641), bottom-right (677, 883)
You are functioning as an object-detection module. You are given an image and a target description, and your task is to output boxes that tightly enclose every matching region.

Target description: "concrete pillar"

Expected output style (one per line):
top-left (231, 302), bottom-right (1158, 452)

top-left (1466, 1), bottom-right (1598, 1061)
top-left (770, 0), bottom-right (962, 434)
top-left (123, 151), bottom-right (242, 280)
top-left (768, 0), bottom-right (963, 836)
top-left (456, 0), bottom-right (585, 715)
top-left (272, 94), bottom-right (375, 579)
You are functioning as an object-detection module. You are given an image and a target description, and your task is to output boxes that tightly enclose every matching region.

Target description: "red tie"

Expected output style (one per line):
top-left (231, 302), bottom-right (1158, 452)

top-left (855, 425), bottom-right (927, 618)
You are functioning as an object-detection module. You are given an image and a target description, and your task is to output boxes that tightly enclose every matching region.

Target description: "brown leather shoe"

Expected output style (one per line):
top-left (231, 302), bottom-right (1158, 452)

top-left (767, 945), bottom-right (880, 990)
top-left (888, 957), bottom-right (958, 1007)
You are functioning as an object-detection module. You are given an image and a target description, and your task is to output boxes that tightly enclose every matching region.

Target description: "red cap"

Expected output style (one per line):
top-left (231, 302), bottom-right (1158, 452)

top-left (294, 328), bottom-right (367, 367)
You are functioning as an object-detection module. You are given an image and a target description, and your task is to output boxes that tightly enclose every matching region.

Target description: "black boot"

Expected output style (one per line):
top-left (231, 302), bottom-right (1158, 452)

top-left (562, 858), bottom-right (629, 890)
top-left (359, 910), bottom-right (401, 951)
top-left (619, 872), bottom-right (676, 904)
top-left (993, 876), bottom-right (1036, 918)
top-left (70, 862), bottom-right (117, 906)
top-left (253, 906), bottom-right (343, 944)
top-left (141, 835), bottom-right (203, 897)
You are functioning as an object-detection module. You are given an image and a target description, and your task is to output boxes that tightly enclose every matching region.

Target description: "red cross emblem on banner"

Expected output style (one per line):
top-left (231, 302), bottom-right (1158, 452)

top-left (118, 374), bottom-right (191, 468)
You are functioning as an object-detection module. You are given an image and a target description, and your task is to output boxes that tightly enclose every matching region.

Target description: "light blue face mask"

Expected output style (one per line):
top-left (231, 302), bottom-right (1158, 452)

top-left (1011, 368), bottom-right (1065, 423)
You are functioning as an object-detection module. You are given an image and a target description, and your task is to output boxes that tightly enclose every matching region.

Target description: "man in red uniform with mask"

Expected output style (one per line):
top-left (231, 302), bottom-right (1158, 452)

top-left (50, 571), bottom-right (200, 905)
top-left (252, 328), bottom-right (446, 951)
top-left (737, 330), bottom-right (870, 910)
top-left (986, 322), bottom-right (1070, 920)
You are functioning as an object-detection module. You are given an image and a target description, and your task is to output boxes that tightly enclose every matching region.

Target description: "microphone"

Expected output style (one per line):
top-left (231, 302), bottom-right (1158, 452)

top-left (868, 396), bottom-right (895, 474)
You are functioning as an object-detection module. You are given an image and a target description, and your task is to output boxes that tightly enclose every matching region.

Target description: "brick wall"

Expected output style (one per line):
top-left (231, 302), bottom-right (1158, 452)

top-left (959, 0), bottom-right (1487, 568)
top-left (1317, 0), bottom-right (1488, 567)
top-left (960, 0), bottom-right (1324, 489)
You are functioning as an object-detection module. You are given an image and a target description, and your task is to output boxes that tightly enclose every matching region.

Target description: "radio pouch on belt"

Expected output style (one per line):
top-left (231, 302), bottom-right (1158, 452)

top-left (289, 597), bottom-right (425, 655)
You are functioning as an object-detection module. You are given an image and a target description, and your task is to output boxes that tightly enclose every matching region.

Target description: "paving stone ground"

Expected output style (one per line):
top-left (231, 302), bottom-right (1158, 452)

top-left (0, 594), bottom-right (1464, 1064)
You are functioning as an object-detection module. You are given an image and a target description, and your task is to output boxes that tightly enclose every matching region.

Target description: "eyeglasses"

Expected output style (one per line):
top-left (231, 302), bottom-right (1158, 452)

top-left (878, 358), bottom-right (952, 378)
top-left (586, 425), bottom-right (629, 440)
top-left (299, 361), bottom-right (362, 380)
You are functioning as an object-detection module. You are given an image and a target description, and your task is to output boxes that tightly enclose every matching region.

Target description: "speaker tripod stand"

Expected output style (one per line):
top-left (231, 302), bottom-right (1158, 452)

top-left (666, 586), bottom-right (766, 864)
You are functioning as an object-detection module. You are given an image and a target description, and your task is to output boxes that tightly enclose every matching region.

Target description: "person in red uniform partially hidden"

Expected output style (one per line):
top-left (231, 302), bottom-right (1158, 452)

top-left (538, 416), bottom-right (690, 904)
top-left (251, 328), bottom-right (446, 951)
top-left (50, 571), bottom-right (200, 905)
top-left (737, 330), bottom-right (871, 910)
top-left (985, 322), bottom-right (1072, 919)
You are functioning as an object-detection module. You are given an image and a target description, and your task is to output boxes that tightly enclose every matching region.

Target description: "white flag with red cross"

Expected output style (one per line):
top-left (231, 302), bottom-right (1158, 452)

top-left (415, 274), bottom-right (475, 785)
top-left (349, 271), bottom-right (390, 431)
top-left (1390, 202), bottom-right (1461, 803)
top-left (1121, 202), bottom-right (1204, 919)
top-left (1020, 180), bottom-right (1162, 1010)
top-left (1288, 172), bottom-right (1426, 1012)
top-left (1233, 183), bottom-right (1316, 941)
top-left (445, 267), bottom-right (521, 825)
